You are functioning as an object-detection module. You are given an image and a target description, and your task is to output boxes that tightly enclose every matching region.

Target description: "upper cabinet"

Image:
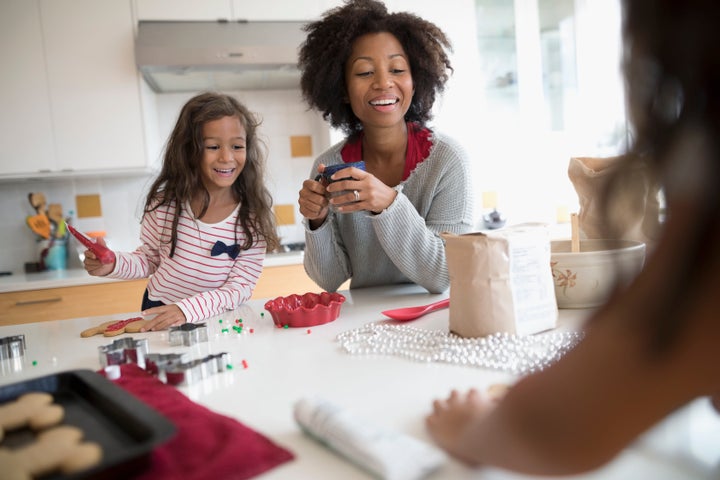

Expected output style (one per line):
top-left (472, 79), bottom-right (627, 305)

top-left (134, 0), bottom-right (234, 21)
top-left (0, 0), bottom-right (147, 178)
top-left (135, 0), bottom-right (331, 21)
top-left (0, 1), bottom-right (56, 174)
top-left (229, 0), bottom-right (329, 20)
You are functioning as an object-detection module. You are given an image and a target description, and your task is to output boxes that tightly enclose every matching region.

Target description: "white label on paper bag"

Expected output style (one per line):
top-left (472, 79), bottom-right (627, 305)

top-left (503, 229), bottom-right (558, 335)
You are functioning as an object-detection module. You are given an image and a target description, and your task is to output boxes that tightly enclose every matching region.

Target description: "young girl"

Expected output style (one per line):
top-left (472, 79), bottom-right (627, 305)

top-left (83, 92), bottom-right (279, 330)
top-left (296, 0), bottom-right (474, 294)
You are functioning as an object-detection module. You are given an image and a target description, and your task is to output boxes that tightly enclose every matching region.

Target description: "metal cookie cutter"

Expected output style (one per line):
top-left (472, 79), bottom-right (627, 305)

top-left (145, 352), bottom-right (191, 378)
top-left (0, 335), bottom-right (26, 360)
top-left (164, 352), bottom-right (231, 386)
top-left (98, 337), bottom-right (149, 369)
top-left (169, 322), bottom-right (208, 346)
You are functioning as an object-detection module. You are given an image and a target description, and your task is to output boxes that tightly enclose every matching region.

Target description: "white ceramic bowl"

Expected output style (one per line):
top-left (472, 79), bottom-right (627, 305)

top-left (550, 239), bottom-right (646, 309)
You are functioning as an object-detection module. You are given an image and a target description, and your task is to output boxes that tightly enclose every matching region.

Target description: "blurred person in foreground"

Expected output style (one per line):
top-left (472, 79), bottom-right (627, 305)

top-left (426, 0), bottom-right (720, 474)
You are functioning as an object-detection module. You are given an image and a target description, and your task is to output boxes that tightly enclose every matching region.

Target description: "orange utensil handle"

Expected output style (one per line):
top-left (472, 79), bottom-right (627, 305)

top-left (66, 223), bottom-right (116, 264)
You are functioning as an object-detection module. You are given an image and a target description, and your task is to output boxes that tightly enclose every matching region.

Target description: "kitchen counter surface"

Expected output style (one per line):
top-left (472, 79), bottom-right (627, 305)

top-left (1, 285), bottom-right (718, 479)
top-left (0, 251), bottom-right (304, 294)
top-left (0, 268), bottom-right (127, 293)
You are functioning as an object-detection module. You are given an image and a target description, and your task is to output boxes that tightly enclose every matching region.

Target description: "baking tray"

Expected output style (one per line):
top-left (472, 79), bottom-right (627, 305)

top-left (0, 369), bottom-right (176, 479)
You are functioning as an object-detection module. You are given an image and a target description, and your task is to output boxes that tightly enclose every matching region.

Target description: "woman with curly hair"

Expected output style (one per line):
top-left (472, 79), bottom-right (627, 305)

top-left (82, 92), bottom-right (279, 330)
top-left (297, 0), bottom-right (474, 293)
top-left (426, 0), bottom-right (720, 474)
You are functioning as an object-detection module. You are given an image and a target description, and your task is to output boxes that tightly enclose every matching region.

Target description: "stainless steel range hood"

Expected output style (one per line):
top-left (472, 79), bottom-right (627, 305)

top-left (135, 20), bottom-right (307, 93)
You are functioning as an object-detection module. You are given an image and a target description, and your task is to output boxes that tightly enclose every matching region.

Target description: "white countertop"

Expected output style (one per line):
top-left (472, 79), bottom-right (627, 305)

top-left (1, 285), bottom-right (718, 479)
top-left (0, 251), bottom-right (304, 294)
top-left (0, 268), bottom-right (128, 293)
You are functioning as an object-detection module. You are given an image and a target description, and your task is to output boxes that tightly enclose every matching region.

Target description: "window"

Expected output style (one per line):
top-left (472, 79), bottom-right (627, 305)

top-left (474, 0), bottom-right (625, 227)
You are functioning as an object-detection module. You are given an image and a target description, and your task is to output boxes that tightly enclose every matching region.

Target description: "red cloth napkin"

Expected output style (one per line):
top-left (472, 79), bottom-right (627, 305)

top-left (109, 363), bottom-right (294, 480)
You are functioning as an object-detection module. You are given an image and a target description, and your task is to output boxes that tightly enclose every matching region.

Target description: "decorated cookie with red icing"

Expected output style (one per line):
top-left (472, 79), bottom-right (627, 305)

top-left (80, 317), bottom-right (149, 338)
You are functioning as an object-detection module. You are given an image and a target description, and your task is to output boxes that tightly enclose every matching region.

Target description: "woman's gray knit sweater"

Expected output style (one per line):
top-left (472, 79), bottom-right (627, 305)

top-left (303, 131), bottom-right (475, 293)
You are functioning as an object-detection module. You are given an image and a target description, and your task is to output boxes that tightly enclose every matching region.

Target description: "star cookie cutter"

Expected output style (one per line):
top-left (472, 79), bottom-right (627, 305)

top-left (168, 323), bottom-right (208, 346)
top-left (98, 337), bottom-right (149, 369)
top-left (164, 352), bottom-right (231, 386)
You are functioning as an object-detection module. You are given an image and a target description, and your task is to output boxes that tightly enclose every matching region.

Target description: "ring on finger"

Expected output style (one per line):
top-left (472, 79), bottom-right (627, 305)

top-left (353, 190), bottom-right (360, 202)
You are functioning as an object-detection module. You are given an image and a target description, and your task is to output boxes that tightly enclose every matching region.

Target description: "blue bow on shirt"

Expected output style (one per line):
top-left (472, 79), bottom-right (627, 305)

top-left (211, 240), bottom-right (240, 260)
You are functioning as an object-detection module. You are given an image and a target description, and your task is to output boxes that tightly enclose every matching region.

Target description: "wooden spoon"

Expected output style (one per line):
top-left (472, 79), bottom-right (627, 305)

top-left (570, 212), bottom-right (580, 253)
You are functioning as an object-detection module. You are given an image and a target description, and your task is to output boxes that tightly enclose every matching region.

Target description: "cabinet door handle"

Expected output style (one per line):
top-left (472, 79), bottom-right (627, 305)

top-left (15, 297), bottom-right (62, 306)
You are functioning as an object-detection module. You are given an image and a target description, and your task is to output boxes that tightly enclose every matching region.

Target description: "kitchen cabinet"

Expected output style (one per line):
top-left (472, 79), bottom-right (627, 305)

top-left (41, 0), bottom-right (146, 173)
top-left (0, 0), bottom-right (147, 177)
top-left (0, 279), bottom-right (148, 326)
top-left (229, 0), bottom-right (329, 20)
top-left (134, 0), bottom-right (233, 21)
top-left (135, 0), bottom-right (330, 21)
top-left (0, 1), bottom-right (56, 174)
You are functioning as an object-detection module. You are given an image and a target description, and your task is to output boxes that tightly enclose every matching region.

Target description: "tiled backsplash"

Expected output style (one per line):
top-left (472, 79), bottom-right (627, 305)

top-left (0, 175), bottom-right (150, 273)
top-left (0, 89), bottom-right (329, 274)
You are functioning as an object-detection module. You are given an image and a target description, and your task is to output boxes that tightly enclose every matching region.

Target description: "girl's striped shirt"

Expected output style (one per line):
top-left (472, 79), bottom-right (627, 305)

top-left (108, 201), bottom-right (266, 323)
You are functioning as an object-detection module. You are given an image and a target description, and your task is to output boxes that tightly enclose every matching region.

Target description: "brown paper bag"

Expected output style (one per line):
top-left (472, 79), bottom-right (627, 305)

top-left (442, 224), bottom-right (558, 338)
top-left (568, 156), bottom-right (660, 244)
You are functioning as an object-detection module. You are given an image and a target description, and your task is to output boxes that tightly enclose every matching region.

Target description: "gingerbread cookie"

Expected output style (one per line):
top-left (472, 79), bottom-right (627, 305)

top-left (0, 392), bottom-right (64, 442)
top-left (0, 425), bottom-right (102, 479)
top-left (80, 317), bottom-right (150, 338)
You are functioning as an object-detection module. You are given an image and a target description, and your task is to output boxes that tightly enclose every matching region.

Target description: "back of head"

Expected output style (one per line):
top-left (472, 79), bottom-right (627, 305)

top-left (618, 0), bottom-right (720, 350)
top-left (622, 0), bottom-right (720, 171)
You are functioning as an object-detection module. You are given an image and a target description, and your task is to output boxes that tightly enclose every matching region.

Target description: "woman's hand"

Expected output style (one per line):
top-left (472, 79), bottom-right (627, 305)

top-left (299, 163), bottom-right (331, 229)
top-left (326, 166), bottom-right (398, 214)
top-left (82, 237), bottom-right (115, 276)
top-left (426, 387), bottom-right (505, 466)
top-left (140, 304), bottom-right (187, 331)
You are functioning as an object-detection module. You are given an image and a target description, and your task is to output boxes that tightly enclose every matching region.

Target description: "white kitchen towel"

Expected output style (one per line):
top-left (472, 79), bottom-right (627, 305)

top-left (294, 397), bottom-right (446, 480)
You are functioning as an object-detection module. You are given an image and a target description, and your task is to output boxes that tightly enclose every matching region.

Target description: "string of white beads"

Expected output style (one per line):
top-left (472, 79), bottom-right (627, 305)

top-left (336, 323), bottom-right (583, 375)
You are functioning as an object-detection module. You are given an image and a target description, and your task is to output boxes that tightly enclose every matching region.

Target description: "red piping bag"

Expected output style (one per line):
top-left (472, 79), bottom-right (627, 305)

top-left (66, 222), bottom-right (116, 264)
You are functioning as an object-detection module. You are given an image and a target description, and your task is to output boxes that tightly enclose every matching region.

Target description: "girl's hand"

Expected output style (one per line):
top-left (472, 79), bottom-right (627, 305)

top-left (326, 166), bottom-right (397, 214)
top-left (140, 304), bottom-right (187, 331)
top-left (82, 237), bottom-right (115, 276)
top-left (299, 163), bottom-right (331, 228)
top-left (425, 388), bottom-right (500, 466)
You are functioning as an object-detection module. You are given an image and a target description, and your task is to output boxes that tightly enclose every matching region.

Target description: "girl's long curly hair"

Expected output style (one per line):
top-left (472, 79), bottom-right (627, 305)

top-left (144, 92), bottom-right (279, 255)
top-left (298, 0), bottom-right (453, 136)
